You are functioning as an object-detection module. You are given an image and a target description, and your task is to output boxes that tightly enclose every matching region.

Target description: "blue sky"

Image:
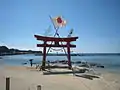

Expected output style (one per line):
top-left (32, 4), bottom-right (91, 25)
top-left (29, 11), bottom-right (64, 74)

top-left (0, 0), bottom-right (120, 53)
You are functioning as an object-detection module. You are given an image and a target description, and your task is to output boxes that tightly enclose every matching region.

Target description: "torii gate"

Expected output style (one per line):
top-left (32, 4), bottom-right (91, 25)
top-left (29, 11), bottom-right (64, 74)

top-left (34, 35), bottom-right (78, 70)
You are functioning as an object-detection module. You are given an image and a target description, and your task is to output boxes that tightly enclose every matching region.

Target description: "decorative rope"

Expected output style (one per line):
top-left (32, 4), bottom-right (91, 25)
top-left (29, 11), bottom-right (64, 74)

top-left (50, 47), bottom-right (63, 51)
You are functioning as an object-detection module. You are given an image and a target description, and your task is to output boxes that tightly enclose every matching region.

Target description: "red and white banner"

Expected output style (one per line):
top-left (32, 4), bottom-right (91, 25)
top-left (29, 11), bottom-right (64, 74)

top-left (52, 16), bottom-right (67, 28)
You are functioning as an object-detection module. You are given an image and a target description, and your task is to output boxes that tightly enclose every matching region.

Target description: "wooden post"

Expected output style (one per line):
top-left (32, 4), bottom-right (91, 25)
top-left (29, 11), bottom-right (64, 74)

top-left (67, 42), bottom-right (71, 69)
top-left (37, 85), bottom-right (41, 90)
top-left (42, 41), bottom-right (47, 70)
top-left (6, 77), bottom-right (10, 90)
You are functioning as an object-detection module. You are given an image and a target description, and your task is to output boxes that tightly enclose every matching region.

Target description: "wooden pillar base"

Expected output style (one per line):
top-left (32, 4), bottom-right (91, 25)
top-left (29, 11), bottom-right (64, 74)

top-left (42, 41), bottom-right (47, 70)
top-left (67, 42), bottom-right (72, 69)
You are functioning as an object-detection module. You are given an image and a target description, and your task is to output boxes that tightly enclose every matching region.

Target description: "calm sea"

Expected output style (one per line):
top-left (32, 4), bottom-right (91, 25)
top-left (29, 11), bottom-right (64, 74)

top-left (1, 54), bottom-right (120, 73)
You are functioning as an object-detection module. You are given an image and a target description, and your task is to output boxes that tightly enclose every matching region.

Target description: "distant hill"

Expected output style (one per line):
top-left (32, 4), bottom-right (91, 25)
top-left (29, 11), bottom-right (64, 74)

top-left (0, 46), bottom-right (42, 56)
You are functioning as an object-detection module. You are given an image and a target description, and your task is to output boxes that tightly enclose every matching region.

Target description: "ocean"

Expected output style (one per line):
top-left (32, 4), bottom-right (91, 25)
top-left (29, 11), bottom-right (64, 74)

top-left (1, 54), bottom-right (120, 73)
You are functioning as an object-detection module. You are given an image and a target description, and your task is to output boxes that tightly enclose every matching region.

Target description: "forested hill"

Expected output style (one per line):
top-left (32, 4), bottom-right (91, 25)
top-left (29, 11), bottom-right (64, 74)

top-left (0, 46), bottom-right (42, 56)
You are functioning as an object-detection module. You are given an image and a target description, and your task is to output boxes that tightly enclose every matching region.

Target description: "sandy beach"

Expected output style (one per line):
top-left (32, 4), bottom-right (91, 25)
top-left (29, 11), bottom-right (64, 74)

top-left (0, 65), bottom-right (120, 90)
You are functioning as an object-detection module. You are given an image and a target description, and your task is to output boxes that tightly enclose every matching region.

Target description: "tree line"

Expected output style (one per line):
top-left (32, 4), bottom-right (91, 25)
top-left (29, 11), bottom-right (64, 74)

top-left (0, 46), bottom-right (42, 56)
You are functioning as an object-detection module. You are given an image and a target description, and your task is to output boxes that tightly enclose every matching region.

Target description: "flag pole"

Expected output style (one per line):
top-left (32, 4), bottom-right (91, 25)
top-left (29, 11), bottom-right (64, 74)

top-left (46, 15), bottom-right (59, 55)
top-left (49, 15), bottom-right (59, 36)
top-left (48, 15), bottom-right (68, 62)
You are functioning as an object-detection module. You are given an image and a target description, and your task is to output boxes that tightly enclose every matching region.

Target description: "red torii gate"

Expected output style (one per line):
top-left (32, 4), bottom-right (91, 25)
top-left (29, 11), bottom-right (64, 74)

top-left (34, 35), bottom-right (78, 70)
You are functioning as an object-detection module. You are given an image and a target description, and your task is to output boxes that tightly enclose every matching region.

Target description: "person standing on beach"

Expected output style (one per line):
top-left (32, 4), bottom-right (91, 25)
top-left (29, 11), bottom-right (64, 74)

top-left (48, 60), bottom-right (50, 71)
top-left (29, 59), bottom-right (33, 67)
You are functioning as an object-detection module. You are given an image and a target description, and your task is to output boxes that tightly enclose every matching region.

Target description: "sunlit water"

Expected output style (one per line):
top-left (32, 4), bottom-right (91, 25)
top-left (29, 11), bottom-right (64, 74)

top-left (1, 54), bottom-right (120, 73)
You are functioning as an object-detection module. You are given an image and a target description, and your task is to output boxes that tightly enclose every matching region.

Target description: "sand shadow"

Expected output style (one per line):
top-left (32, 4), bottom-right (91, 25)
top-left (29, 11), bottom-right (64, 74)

top-left (43, 71), bottom-right (74, 75)
top-left (43, 70), bottom-right (85, 75)
top-left (75, 74), bottom-right (100, 80)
